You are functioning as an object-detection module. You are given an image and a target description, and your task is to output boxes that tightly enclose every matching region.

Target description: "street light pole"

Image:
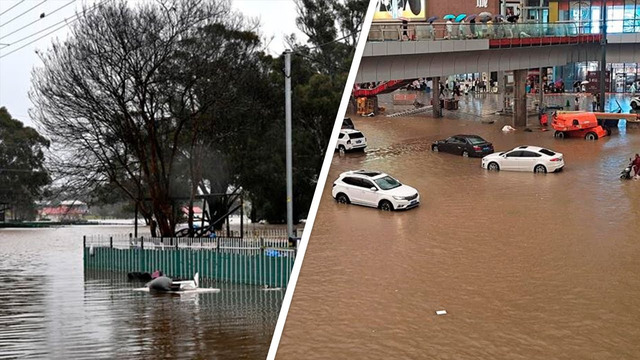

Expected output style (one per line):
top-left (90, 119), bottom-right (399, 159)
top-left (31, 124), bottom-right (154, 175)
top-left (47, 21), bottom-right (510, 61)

top-left (599, 1), bottom-right (607, 111)
top-left (284, 50), bottom-right (293, 239)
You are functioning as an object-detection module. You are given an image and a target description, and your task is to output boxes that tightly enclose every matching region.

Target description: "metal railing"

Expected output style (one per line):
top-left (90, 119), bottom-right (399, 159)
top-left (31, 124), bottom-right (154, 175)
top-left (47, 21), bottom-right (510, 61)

top-left (84, 233), bottom-right (296, 288)
top-left (368, 19), bottom-right (640, 42)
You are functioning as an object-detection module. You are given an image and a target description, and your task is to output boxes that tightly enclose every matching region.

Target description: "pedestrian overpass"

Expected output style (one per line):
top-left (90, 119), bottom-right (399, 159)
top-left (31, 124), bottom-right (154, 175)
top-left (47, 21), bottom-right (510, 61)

top-left (358, 21), bottom-right (640, 82)
top-left (356, 20), bottom-right (640, 126)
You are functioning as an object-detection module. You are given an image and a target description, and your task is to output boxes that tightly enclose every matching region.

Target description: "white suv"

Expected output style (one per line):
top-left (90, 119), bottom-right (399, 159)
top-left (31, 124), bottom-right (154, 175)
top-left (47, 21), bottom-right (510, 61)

top-left (336, 129), bottom-right (367, 152)
top-left (332, 170), bottom-right (420, 211)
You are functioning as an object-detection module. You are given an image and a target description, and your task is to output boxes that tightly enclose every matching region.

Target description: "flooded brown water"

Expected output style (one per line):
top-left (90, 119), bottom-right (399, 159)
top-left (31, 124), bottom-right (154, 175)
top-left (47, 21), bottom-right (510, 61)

top-left (278, 93), bottom-right (640, 359)
top-left (0, 226), bottom-right (282, 359)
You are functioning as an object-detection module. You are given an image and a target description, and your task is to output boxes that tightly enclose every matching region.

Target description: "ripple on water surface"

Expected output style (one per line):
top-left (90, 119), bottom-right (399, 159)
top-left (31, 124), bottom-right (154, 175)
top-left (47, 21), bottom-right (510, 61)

top-left (280, 101), bottom-right (640, 359)
top-left (0, 226), bottom-right (282, 359)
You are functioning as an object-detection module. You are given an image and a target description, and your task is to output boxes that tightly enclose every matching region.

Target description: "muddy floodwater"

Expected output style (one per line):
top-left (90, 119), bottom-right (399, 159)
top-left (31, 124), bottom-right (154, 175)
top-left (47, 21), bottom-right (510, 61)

top-left (278, 93), bottom-right (640, 359)
top-left (0, 226), bottom-right (282, 359)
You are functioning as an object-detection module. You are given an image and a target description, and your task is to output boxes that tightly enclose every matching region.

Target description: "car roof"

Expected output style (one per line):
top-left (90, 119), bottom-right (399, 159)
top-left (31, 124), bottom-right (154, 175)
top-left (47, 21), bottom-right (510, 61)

top-left (340, 129), bottom-right (362, 134)
top-left (454, 134), bottom-right (483, 138)
top-left (511, 145), bottom-right (554, 153)
top-left (340, 170), bottom-right (386, 179)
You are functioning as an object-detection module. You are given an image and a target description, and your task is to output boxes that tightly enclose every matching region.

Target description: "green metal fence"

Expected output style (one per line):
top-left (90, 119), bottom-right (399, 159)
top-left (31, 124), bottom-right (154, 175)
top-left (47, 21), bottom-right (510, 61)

top-left (84, 234), bottom-right (296, 288)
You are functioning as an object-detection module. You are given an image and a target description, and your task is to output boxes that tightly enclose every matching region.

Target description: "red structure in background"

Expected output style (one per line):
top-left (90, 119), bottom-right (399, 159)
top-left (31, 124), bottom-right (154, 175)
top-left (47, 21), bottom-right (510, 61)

top-left (489, 34), bottom-right (602, 48)
top-left (353, 80), bottom-right (414, 98)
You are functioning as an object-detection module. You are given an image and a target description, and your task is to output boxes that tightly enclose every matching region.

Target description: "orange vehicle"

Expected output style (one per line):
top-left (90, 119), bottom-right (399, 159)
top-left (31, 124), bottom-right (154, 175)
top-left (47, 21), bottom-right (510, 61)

top-left (551, 112), bottom-right (609, 140)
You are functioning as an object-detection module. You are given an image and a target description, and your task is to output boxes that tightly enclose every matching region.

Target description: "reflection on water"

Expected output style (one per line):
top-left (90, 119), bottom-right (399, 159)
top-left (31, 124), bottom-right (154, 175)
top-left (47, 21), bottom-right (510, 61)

top-left (279, 98), bottom-right (640, 359)
top-left (0, 226), bottom-right (281, 359)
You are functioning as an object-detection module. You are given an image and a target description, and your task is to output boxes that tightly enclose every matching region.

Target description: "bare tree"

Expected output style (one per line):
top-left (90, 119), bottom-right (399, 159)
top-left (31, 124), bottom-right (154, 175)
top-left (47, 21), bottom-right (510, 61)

top-left (30, 0), bottom-right (262, 236)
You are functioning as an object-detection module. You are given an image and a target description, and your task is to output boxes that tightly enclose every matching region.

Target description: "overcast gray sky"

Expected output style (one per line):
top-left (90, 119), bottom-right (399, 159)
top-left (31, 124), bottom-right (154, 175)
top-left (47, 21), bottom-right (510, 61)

top-left (0, 0), bottom-right (305, 128)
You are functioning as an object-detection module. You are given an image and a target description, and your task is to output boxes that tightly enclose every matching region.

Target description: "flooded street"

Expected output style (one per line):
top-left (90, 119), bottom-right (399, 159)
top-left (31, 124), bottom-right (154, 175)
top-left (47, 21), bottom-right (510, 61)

top-left (279, 93), bottom-right (640, 359)
top-left (0, 226), bottom-right (281, 359)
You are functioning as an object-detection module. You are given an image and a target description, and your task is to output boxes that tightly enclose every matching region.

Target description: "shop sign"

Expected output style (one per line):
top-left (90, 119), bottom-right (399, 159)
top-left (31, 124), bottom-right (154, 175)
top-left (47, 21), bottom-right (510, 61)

top-left (374, 0), bottom-right (427, 21)
top-left (586, 71), bottom-right (611, 93)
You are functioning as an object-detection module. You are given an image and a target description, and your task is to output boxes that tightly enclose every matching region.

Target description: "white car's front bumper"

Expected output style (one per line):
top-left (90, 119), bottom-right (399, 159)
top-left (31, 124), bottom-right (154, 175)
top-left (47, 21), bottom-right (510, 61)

top-left (392, 194), bottom-right (420, 210)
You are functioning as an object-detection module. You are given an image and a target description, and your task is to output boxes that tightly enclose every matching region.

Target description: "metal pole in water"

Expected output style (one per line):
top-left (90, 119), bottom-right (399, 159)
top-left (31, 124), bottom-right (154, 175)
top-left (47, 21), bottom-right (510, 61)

top-left (284, 50), bottom-right (294, 239)
top-left (599, 1), bottom-right (607, 112)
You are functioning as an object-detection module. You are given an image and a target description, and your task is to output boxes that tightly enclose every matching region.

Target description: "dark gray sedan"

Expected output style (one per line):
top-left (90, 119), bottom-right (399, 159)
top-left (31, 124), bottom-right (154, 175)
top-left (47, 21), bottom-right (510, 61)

top-left (431, 135), bottom-right (494, 157)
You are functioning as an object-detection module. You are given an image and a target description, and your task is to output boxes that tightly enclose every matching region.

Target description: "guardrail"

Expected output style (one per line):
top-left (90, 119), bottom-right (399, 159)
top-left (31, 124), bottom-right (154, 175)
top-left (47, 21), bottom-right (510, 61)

top-left (84, 234), bottom-right (296, 288)
top-left (368, 19), bottom-right (639, 42)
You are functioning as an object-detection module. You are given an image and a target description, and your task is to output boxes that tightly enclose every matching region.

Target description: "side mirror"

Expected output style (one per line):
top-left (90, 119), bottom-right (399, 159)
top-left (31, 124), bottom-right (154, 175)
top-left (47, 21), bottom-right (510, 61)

top-left (370, 187), bottom-right (377, 192)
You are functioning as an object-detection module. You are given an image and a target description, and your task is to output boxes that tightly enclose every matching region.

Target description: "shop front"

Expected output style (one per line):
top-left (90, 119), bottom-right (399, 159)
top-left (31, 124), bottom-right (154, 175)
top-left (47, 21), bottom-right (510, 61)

top-left (554, 61), bottom-right (639, 93)
top-left (551, 0), bottom-right (640, 33)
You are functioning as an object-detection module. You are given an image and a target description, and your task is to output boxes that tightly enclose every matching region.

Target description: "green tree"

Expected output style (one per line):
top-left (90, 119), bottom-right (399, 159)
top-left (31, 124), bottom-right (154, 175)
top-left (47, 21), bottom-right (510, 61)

top-left (234, 0), bottom-right (366, 223)
top-left (0, 107), bottom-right (51, 220)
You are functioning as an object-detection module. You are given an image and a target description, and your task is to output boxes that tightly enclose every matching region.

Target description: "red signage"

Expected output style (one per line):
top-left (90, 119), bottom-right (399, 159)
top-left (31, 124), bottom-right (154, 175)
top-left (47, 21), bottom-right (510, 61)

top-left (586, 71), bottom-right (611, 94)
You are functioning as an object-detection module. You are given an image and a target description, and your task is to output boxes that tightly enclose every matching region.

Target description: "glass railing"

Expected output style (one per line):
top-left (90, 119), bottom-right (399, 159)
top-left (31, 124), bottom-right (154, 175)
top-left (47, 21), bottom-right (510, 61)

top-left (368, 19), bottom-right (639, 43)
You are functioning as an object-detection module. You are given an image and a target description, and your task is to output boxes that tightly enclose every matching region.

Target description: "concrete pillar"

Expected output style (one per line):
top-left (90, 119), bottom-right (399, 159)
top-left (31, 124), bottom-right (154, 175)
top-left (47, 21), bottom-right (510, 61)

top-left (432, 76), bottom-right (442, 118)
top-left (498, 71), bottom-right (506, 112)
top-left (513, 69), bottom-right (527, 127)
top-left (538, 67), bottom-right (544, 108)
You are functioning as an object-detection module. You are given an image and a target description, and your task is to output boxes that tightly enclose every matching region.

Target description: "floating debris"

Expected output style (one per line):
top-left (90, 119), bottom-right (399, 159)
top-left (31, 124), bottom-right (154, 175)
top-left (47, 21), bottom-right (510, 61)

top-left (435, 310), bottom-right (447, 316)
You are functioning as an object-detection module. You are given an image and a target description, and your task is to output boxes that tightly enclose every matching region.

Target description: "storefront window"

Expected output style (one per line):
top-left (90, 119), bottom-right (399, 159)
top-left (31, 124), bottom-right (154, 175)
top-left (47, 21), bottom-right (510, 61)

top-left (607, 1), bottom-right (625, 33)
top-left (557, 0), bottom-right (639, 33)
top-left (622, 0), bottom-right (635, 32)
top-left (636, 3), bottom-right (640, 32)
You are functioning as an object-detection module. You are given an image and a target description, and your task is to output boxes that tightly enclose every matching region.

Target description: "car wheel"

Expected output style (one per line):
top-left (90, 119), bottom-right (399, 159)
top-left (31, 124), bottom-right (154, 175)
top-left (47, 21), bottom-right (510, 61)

top-left (534, 164), bottom-right (547, 174)
top-left (336, 193), bottom-right (350, 204)
top-left (631, 101), bottom-right (639, 110)
top-left (487, 162), bottom-right (500, 171)
top-left (585, 132), bottom-right (598, 140)
top-left (432, 145), bottom-right (439, 152)
top-left (554, 131), bottom-right (565, 139)
top-left (462, 150), bottom-right (469, 157)
top-left (338, 145), bottom-right (346, 152)
top-left (379, 200), bottom-right (393, 211)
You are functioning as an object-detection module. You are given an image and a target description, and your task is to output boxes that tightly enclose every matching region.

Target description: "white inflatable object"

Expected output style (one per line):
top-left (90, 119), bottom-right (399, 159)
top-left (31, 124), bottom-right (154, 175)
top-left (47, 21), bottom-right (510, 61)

top-left (133, 287), bottom-right (220, 294)
top-left (502, 125), bottom-right (516, 132)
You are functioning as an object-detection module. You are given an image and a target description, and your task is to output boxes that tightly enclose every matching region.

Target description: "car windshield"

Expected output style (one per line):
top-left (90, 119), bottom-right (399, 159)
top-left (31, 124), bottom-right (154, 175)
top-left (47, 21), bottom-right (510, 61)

top-left (539, 148), bottom-right (556, 156)
top-left (467, 137), bottom-right (485, 145)
top-left (374, 176), bottom-right (401, 190)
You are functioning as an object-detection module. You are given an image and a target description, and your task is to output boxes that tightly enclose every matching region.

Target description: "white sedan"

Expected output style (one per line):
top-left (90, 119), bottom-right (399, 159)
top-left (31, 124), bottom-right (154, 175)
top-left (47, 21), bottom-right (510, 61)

top-left (631, 96), bottom-right (640, 110)
top-left (482, 145), bottom-right (564, 173)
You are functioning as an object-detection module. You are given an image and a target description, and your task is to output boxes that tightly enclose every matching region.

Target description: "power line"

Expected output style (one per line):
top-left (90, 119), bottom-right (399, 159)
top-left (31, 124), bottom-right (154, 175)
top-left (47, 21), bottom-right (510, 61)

top-left (0, 0), bottom-right (26, 17)
top-left (0, 0), bottom-right (47, 28)
top-left (0, 0), bottom-right (76, 41)
top-left (1, 12), bottom-right (79, 47)
top-left (0, 19), bottom-right (76, 59)
top-left (306, 31), bottom-right (359, 51)
top-left (0, 1), bottom-right (105, 59)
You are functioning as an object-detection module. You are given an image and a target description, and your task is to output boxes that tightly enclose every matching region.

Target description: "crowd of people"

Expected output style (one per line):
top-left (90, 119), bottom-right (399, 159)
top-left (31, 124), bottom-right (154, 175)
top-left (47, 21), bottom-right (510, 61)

top-left (405, 77), bottom-right (496, 96)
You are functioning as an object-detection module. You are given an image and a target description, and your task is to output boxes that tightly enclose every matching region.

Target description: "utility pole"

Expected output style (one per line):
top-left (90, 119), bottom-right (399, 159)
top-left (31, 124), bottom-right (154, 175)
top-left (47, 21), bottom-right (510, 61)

top-left (599, 1), bottom-right (607, 112)
top-left (284, 50), bottom-right (293, 239)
